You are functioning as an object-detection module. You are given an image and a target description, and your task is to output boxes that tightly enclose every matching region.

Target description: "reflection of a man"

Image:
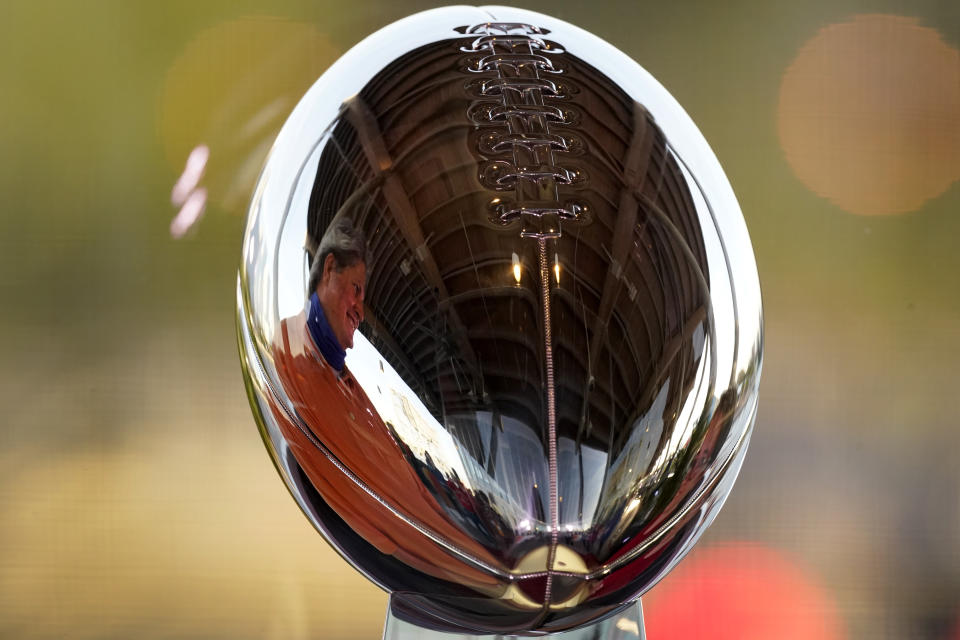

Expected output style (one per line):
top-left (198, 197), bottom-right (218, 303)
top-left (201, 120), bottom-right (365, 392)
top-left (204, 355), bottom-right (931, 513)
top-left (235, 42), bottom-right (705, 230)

top-left (304, 217), bottom-right (366, 373)
top-left (270, 217), bottom-right (502, 590)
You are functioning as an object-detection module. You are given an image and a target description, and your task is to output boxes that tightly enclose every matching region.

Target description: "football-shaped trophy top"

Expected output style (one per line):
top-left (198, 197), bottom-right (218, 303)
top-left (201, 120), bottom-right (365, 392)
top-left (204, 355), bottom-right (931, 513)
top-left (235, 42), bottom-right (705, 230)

top-left (238, 6), bottom-right (762, 635)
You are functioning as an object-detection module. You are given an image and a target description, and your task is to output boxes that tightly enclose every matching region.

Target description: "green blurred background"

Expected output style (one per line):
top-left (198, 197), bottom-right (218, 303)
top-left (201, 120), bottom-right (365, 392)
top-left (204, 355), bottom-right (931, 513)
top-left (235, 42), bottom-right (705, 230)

top-left (1, 0), bottom-right (957, 638)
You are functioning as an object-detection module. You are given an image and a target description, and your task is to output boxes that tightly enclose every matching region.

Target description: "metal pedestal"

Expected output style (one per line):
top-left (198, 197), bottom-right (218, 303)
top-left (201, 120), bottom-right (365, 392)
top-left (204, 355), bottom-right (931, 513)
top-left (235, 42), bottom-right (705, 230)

top-left (383, 599), bottom-right (645, 640)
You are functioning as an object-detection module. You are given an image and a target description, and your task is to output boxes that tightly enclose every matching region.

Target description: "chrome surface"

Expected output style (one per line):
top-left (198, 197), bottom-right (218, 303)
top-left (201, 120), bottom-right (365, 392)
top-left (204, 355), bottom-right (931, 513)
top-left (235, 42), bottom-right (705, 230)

top-left (238, 5), bottom-right (762, 635)
top-left (383, 595), bottom-right (645, 639)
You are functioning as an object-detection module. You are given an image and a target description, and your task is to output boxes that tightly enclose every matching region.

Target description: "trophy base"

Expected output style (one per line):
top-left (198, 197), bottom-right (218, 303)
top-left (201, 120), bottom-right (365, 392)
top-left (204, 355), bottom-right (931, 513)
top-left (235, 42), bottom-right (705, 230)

top-left (383, 598), bottom-right (645, 640)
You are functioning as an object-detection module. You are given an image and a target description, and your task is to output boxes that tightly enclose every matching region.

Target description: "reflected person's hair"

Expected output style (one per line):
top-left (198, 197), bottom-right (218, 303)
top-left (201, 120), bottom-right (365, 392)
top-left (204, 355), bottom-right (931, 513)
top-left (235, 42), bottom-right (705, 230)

top-left (308, 216), bottom-right (368, 296)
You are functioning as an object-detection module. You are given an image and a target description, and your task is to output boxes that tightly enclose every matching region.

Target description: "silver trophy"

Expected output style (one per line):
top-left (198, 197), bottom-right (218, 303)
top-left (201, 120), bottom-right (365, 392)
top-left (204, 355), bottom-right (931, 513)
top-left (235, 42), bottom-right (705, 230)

top-left (237, 6), bottom-right (762, 637)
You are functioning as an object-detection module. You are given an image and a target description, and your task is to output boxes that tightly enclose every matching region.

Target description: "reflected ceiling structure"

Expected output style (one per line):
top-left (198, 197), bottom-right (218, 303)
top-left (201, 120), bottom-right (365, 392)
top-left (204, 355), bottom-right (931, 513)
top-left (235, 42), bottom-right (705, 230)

top-left (307, 37), bottom-right (710, 471)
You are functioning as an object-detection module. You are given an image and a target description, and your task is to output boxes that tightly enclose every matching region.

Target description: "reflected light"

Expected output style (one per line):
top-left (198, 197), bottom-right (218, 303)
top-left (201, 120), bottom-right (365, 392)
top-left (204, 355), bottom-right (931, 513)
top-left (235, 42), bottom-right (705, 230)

top-left (170, 187), bottom-right (207, 239)
top-left (778, 14), bottom-right (960, 215)
top-left (554, 253), bottom-right (561, 283)
top-left (644, 543), bottom-right (845, 640)
top-left (170, 144), bottom-right (209, 207)
top-left (615, 617), bottom-right (640, 635)
top-left (346, 332), bottom-right (473, 488)
top-left (512, 252), bottom-right (521, 283)
top-left (170, 144), bottom-right (209, 238)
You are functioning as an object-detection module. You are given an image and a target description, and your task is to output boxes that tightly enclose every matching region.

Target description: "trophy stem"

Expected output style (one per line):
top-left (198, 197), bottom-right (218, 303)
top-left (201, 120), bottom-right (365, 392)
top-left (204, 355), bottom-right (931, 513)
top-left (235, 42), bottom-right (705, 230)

top-left (382, 598), bottom-right (645, 640)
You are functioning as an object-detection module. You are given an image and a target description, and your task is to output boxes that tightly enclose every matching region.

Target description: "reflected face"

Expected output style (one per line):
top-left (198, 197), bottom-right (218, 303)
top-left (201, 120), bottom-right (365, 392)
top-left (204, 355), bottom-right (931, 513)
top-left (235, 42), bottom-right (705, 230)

top-left (317, 254), bottom-right (366, 350)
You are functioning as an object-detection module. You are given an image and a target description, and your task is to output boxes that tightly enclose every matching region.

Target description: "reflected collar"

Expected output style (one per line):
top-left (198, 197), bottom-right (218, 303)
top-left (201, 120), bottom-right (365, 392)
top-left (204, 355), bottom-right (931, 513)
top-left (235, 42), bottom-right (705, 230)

top-left (306, 292), bottom-right (345, 373)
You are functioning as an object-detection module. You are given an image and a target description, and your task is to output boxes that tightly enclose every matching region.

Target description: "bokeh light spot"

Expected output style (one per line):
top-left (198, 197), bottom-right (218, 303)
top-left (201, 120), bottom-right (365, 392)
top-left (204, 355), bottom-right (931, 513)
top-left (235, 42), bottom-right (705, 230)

top-left (778, 14), bottom-right (960, 216)
top-left (644, 543), bottom-right (845, 640)
top-left (159, 17), bottom-right (338, 212)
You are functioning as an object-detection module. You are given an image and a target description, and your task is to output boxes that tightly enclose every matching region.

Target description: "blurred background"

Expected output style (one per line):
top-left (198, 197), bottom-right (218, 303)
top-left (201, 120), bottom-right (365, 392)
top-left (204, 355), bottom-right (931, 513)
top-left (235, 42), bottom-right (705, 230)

top-left (1, 0), bottom-right (957, 638)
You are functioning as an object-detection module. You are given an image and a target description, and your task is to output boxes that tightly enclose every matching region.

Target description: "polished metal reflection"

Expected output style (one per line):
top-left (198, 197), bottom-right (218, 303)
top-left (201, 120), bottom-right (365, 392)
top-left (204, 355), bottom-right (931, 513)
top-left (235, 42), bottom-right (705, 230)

top-left (383, 596), bottom-right (645, 639)
top-left (238, 6), bottom-right (762, 636)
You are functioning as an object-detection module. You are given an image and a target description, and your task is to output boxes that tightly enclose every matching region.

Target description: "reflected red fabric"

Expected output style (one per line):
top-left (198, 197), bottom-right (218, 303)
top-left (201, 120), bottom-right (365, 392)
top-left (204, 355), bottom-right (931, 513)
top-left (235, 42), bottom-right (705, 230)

top-left (643, 544), bottom-right (844, 640)
top-left (269, 313), bottom-right (503, 590)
